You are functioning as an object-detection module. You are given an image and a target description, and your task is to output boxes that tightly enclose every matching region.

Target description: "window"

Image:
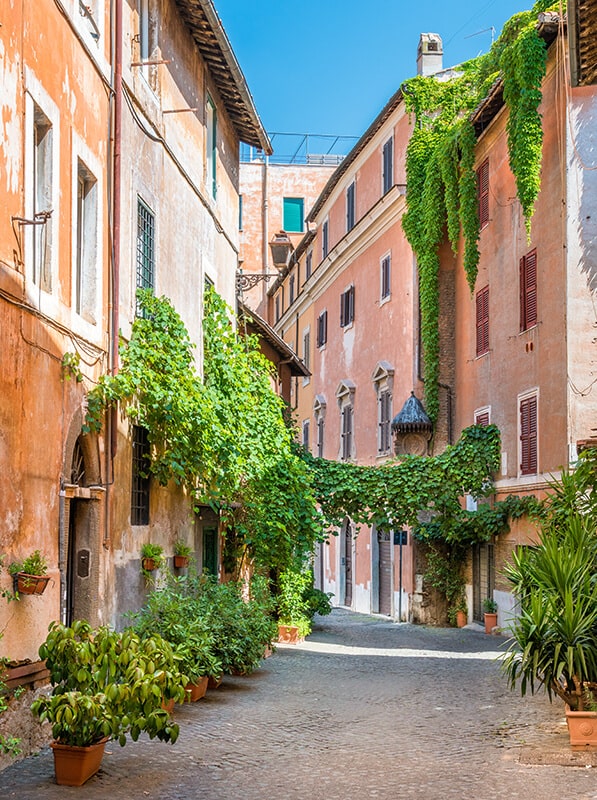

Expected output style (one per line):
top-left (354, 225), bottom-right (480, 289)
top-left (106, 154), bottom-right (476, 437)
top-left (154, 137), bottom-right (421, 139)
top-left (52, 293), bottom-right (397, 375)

top-left (302, 420), bottom-right (310, 450)
top-left (33, 103), bottom-right (53, 291)
top-left (378, 390), bottom-right (392, 455)
top-left (475, 409), bottom-right (490, 427)
top-left (520, 249), bottom-right (537, 331)
top-left (238, 195), bottom-right (243, 230)
top-left (475, 285), bottom-right (489, 356)
top-left (138, 0), bottom-right (158, 88)
top-left (322, 219), bottom-right (329, 259)
top-left (314, 395), bottom-right (326, 458)
top-left (283, 197), bottom-right (304, 233)
top-left (75, 159), bottom-right (98, 322)
top-left (275, 293), bottom-right (281, 323)
top-left (131, 425), bottom-right (150, 525)
top-left (206, 96), bottom-right (217, 198)
top-left (340, 285), bottom-right (355, 328)
top-left (346, 181), bottom-right (355, 232)
top-left (289, 274), bottom-right (295, 305)
top-left (381, 254), bottom-right (391, 301)
top-left (477, 158), bottom-right (489, 228)
top-left (317, 310), bottom-right (328, 348)
top-left (382, 137), bottom-right (393, 195)
top-left (520, 394), bottom-right (538, 475)
top-left (341, 405), bottom-right (353, 461)
top-left (302, 328), bottom-right (310, 373)
top-left (136, 197), bottom-right (155, 313)
top-left (305, 250), bottom-right (312, 280)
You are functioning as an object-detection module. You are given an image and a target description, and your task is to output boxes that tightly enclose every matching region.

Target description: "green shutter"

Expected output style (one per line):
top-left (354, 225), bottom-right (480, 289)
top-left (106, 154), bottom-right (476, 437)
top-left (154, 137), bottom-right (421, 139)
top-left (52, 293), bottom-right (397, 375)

top-left (283, 197), bottom-right (304, 232)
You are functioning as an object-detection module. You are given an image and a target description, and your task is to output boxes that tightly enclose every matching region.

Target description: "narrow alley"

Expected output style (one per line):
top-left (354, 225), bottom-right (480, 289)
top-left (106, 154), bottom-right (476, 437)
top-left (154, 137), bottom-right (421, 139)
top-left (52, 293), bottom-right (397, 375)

top-left (1, 610), bottom-right (596, 800)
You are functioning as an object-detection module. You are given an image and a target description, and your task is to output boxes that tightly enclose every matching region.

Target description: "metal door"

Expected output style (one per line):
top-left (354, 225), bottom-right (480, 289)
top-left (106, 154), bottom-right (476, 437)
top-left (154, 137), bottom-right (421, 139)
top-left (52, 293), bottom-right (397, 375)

top-left (378, 529), bottom-right (392, 615)
top-left (344, 524), bottom-right (353, 607)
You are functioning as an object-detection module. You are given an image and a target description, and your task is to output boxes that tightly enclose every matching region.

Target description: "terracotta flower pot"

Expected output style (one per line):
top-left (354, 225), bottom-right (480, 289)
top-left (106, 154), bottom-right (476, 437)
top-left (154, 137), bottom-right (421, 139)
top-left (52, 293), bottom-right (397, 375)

top-left (185, 675), bottom-right (209, 702)
top-left (207, 674), bottom-right (223, 689)
top-left (51, 738), bottom-right (108, 786)
top-left (173, 555), bottom-right (189, 569)
top-left (484, 612), bottom-right (498, 634)
top-left (277, 624), bottom-right (303, 644)
top-left (141, 557), bottom-right (158, 572)
top-left (15, 572), bottom-right (50, 595)
top-left (456, 610), bottom-right (467, 628)
top-left (161, 697), bottom-right (176, 714)
top-left (566, 706), bottom-right (597, 748)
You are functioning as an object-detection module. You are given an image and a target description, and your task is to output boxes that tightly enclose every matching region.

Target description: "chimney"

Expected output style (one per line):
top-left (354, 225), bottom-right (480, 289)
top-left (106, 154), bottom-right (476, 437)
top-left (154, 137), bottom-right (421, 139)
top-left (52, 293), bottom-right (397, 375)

top-left (417, 33), bottom-right (443, 77)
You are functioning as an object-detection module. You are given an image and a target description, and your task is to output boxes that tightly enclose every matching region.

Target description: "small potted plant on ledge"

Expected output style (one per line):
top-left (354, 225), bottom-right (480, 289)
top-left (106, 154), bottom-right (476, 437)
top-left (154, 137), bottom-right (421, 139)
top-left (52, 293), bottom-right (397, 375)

top-left (173, 539), bottom-right (192, 569)
top-left (482, 597), bottom-right (498, 634)
top-left (141, 543), bottom-right (164, 578)
top-left (8, 550), bottom-right (50, 596)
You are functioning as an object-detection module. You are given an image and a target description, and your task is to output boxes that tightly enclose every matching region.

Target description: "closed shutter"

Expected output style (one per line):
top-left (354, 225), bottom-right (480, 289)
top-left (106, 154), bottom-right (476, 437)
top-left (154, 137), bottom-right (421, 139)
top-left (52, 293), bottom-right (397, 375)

top-left (383, 139), bottom-right (393, 194)
top-left (520, 250), bottom-right (537, 331)
top-left (476, 286), bottom-right (489, 355)
top-left (475, 411), bottom-right (490, 427)
top-left (340, 286), bottom-right (355, 327)
top-left (283, 197), bottom-right (304, 232)
top-left (477, 159), bottom-right (489, 227)
top-left (520, 395), bottom-right (538, 475)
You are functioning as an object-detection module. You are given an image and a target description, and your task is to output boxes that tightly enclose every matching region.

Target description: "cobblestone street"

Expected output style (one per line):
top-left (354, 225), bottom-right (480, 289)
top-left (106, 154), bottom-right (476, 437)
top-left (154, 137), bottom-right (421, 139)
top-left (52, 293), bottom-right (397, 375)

top-left (1, 609), bottom-right (596, 799)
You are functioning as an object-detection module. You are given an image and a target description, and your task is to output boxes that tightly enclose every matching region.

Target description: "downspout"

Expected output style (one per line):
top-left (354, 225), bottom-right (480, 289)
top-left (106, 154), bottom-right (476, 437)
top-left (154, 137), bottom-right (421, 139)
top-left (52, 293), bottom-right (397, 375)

top-left (261, 155), bottom-right (269, 309)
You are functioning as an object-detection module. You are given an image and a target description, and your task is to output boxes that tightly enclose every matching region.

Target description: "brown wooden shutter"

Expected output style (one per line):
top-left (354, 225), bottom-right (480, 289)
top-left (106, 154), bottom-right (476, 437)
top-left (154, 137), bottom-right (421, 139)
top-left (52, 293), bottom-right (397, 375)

top-left (520, 395), bottom-right (538, 475)
top-left (475, 411), bottom-right (490, 427)
top-left (477, 159), bottom-right (489, 228)
top-left (476, 286), bottom-right (489, 356)
top-left (520, 250), bottom-right (537, 331)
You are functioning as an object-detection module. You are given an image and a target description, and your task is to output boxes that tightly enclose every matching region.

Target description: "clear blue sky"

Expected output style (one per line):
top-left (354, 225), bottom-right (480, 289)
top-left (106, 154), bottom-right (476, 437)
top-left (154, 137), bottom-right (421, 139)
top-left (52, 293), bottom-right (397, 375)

top-left (215, 0), bottom-right (532, 145)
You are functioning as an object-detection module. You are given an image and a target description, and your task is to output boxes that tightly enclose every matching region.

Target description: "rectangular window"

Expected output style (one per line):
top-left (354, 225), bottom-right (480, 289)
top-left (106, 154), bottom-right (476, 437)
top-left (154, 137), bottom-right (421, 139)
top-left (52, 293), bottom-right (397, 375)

top-left (341, 405), bottom-right (353, 461)
top-left (383, 137), bottom-right (393, 195)
top-left (317, 417), bottom-right (325, 458)
top-left (131, 425), bottom-right (150, 525)
top-left (322, 220), bottom-right (329, 259)
top-left (238, 195), bottom-right (243, 230)
top-left (381, 255), bottom-right (391, 300)
top-left (206, 97), bottom-right (217, 198)
top-left (305, 250), bottom-right (312, 280)
top-left (33, 103), bottom-right (53, 291)
top-left (378, 390), bottom-right (392, 454)
top-left (475, 410), bottom-right (490, 427)
top-left (477, 158), bottom-right (489, 228)
top-left (346, 181), bottom-right (356, 232)
top-left (289, 274), bottom-right (295, 305)
top-left (75, 160), bottom-right (98, 322)
top-left (475, 285), bottom-right (489, 356)
top-left (275, 293), bottom-right (281, 322)
top-left (520, 395), bottom-right (538, 475)
top-left (302, 329), bottom-right (310, 372)
top-left (136, 197), bottom-right (155, 314)
top-left (340, 285), bottom-right (355, 328)
top-left (302, 420), bottom-right (310, 450)
top-left (317, 310), bottom-right (328, 348)
top-left (283, 197), bottom-right (304, 233)
top-left (520, 249), bottom-right (537, 331)
top-left (138, 0), bottom-right (158, 88)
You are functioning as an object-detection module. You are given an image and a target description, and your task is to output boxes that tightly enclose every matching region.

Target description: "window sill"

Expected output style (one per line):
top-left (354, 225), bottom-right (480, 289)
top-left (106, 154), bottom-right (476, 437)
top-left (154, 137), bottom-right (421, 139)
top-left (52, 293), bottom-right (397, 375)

top-left (379, 295), bottom-right (391, 307)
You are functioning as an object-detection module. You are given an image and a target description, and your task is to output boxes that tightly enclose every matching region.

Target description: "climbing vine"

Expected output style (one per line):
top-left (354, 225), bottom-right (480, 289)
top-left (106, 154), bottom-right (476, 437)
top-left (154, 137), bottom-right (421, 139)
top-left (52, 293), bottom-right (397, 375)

top-left (402, 1), bottom-right (561, 419)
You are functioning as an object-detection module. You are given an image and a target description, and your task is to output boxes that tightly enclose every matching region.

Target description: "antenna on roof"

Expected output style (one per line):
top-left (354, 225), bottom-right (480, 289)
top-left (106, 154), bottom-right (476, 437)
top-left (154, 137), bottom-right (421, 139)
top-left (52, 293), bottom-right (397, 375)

top-left (464, 26), bottom-right (495, 46)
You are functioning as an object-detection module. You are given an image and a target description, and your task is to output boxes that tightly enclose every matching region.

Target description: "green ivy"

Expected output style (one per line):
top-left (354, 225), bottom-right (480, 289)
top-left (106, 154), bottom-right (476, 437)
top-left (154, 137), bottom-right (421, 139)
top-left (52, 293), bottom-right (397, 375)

top-left (401, 1), bottom-right (561, 419)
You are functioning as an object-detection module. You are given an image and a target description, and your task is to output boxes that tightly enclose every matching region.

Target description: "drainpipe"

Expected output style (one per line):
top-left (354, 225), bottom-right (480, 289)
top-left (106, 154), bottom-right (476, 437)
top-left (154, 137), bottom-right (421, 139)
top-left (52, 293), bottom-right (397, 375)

top-left (111, 0), bottom-right (122, 457)
top-left (261, 155), bottom-right (269, 310)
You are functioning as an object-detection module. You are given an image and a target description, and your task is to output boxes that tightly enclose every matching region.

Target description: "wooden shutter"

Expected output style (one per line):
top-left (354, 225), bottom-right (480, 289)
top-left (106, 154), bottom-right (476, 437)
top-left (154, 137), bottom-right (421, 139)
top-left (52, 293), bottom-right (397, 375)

top-left (477, 159), bottom-right (489, 228)
top-left (475, 411), bottom-right (490, 427)
top-left (383, 138), bottom-right (393, 194)
top-left (520, 395), bottom-right (538, 475)
top-left (476, 286), bottom-right (489, 355)
top-left (520, 250), bottom-right (537, 331)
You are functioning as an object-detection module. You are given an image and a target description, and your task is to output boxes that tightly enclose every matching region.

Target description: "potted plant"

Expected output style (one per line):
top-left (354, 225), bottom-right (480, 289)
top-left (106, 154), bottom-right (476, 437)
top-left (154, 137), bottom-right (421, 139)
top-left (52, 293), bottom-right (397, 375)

top-left (502, 508), bottom-right (597, 748)
top-left (31, 620), bottom-right (186, 785)
top-left (275, 568), bottom-right (315, 644)
top-left (7, 550), bottom-right (50, 596)
top-left (141, 543), bottom-right (164, 577)
top-left (482, 597), bottom-right (498, 634)
top-left (173, 539), bottom-right (192, 569)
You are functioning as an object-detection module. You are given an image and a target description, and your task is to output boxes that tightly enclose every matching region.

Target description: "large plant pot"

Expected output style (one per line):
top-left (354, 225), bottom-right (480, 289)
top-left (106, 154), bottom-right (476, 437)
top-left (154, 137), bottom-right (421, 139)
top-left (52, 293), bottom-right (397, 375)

top-left (141, 557), bottom-right (158, 572)
top-left (566, 707), bottom-right (597, 748)
top-left (15, 572), bottom-right (50, 595)
top-left (173, 555), bottom-right (189, 569)
top-left (456, 610), bottom-right (467, 628)
top-left (186, 675), bottom-right (209, 702)
top-left (207, 674), bottom-right (223, 690)
top-left (277, 624), bottom-right (302, 644)
top-left (484, 612), bottom-right (498, 634)
top-left (51, 738), bottom-right (108, 786)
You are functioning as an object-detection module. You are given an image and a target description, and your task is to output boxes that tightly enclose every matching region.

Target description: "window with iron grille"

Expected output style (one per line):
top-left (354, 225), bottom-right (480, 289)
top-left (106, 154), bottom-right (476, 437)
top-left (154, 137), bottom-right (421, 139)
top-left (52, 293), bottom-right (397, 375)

top-left (378, 390), bottom-right (392, 454)
top-left (305, 250), bottom-right (312, 280)
top-left (381, 255), bottom-right (391, 300)
top-left (520, 249), bottom-right (537, 331)
top-left (317, 310), bottom-right (328, 348)
top-left (322, 219), bottom-right (329, 259)
top-left (131, 425), bottom-right (150, 525)
top-left (340, 285), bottom-right (355, 327)
top-left (477, 159), bottom-right (489, 228)
top-left (520, 395), bottom-right (538, 475)
top-left (341, 404), bottom-right (353, 461)
top-left (346, 181), bottom-right (356, 232)
top-left (382, 137), bottom-right (393, 195)
top-left (476, 285), bottom-right (489, 356)
top-left (136, 197), bottom-right (155, 314)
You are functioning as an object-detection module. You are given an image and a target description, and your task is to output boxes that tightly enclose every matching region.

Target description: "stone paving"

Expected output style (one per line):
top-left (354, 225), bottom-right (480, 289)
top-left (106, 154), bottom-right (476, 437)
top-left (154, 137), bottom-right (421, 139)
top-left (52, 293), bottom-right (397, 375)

top-left (1, 609), bottom-right (597, 799)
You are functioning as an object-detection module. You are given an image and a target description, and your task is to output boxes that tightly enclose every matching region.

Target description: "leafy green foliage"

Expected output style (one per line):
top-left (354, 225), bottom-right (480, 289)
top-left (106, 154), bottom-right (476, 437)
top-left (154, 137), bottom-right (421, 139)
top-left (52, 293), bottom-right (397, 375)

top-left (0, 635), bottom-right (21, 758)
top-left (402, 3), bottom-right (559, 417)
top-left (275, 568), bottom-right (331, 638)
top-left (32, 621), bottom-right (186, 747)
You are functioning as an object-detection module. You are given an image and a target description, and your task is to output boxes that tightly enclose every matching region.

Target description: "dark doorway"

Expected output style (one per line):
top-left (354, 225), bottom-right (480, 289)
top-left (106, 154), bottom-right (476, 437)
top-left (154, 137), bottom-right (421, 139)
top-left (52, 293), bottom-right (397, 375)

top-left (343, 523), bottom-right (353, 607)
top-left (472, 542), bottom-right (495, 622)
top-left (378, 529), bottom-right (392, 615)
top-left (203, 527), bottom-right (218, 576)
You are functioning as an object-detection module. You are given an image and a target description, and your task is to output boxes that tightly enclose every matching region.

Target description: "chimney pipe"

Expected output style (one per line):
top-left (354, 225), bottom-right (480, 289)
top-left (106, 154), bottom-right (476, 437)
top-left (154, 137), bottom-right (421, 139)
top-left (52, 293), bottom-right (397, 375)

top-left (417, 33), bottom-right (443, 76)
